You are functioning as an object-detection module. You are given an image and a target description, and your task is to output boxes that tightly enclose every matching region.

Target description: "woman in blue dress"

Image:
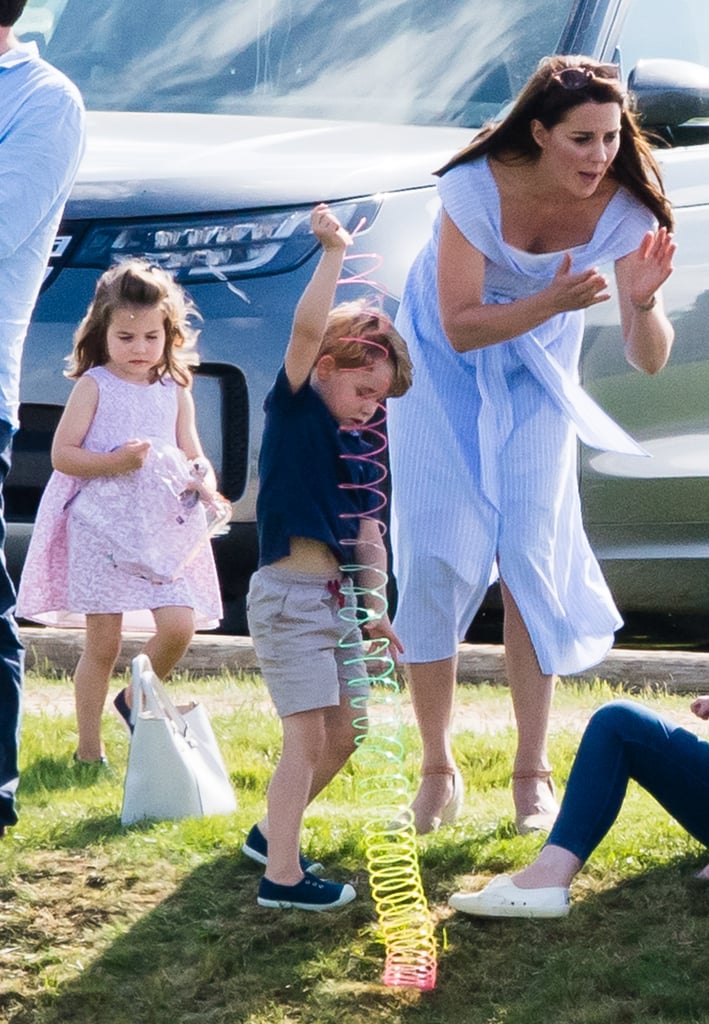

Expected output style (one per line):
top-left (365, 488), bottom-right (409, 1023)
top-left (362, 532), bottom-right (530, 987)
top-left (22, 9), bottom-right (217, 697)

top-left (387, 56), bottom-right (676, 834)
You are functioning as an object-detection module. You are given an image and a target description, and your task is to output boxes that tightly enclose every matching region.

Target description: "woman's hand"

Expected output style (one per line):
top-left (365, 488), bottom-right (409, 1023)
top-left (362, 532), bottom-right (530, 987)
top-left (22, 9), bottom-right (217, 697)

top-left (615, 229), bottom-right (675, 373)
top-left (544, 253), bottom-right (611, 313)
top-left (626, 228), bottom-right (676, 309)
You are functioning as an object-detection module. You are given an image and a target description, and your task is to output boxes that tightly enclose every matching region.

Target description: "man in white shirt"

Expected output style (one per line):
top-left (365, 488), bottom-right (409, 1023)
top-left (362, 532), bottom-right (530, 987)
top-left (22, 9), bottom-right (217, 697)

top-left (0, 0), bottom-right (85, 836)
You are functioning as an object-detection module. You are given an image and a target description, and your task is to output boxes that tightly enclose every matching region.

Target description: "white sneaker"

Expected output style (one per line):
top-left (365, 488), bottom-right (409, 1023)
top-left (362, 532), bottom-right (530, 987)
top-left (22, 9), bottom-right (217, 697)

top-left (449, 874), bottom-right (569, 919)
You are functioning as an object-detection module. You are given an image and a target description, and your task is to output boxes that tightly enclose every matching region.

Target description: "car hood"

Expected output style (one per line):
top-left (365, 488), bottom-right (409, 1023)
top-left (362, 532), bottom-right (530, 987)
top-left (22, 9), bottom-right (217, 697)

top-left (68, 111), bottom-right (473, 218)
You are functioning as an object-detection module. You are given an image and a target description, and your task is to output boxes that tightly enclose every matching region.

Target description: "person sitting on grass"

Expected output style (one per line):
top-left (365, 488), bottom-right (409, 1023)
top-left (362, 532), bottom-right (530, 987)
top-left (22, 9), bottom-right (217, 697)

top-left (449, 695), bottom-right (709, 918)
top-left (242, 203), bottom-right (413, 911)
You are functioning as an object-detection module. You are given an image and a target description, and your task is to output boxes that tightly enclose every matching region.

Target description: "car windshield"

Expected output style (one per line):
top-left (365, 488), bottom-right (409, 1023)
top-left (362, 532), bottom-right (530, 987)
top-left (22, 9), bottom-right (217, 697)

top-left (19, 0), bottom-right (577, 128)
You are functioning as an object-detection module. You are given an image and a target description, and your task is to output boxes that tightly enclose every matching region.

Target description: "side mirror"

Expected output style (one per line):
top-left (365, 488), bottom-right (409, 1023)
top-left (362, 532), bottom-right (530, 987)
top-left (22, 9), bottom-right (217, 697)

top-left (629, 58), bottom-right (709, 127)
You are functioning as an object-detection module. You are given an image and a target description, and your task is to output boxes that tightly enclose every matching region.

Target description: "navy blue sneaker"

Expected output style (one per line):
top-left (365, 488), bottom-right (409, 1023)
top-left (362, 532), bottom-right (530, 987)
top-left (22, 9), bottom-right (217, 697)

top-left (257, 874), bottom-right (356, 911)
top-left (242, 824), bottom-right (323, 874)
top-left (113, 688), bottom-right (134, 734)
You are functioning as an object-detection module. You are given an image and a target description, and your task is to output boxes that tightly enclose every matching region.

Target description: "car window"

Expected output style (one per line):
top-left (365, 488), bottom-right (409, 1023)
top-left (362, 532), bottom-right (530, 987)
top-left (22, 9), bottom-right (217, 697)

top-left (618, 0), bottom-right (709, 71)
top-left (18, 0), bottom-right (576, 128)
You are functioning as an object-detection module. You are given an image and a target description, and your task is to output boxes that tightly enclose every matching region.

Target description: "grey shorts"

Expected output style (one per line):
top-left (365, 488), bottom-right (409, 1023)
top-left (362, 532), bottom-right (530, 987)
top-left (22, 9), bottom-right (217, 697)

top-left (246, 565), bottom-right (370, 717)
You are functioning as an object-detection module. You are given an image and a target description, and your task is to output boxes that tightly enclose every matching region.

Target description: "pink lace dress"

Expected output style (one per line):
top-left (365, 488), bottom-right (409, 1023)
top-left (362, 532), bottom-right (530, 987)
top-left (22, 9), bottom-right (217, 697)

top-left (16, 366), bottom-right (223, 630)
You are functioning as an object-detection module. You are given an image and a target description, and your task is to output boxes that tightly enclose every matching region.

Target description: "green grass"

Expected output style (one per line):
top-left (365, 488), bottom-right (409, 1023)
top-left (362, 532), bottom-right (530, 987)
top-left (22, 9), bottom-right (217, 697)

top-left (2, 670), bottom-right (709, 1024)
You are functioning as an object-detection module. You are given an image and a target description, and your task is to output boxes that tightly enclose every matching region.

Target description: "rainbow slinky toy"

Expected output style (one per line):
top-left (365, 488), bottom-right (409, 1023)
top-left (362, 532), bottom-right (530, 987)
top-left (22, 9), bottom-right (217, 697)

top-left (337, 393), bottom-right (437, 991)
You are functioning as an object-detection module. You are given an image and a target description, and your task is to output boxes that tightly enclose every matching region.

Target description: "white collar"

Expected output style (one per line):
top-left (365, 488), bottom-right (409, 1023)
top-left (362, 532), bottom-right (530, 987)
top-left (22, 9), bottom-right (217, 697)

top-left (0, 40), bottom-right (39, 69)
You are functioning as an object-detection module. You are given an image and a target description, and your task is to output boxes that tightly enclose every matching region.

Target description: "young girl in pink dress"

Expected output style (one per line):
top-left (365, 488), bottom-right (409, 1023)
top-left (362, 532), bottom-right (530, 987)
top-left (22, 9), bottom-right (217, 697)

top-left (17, 260), bottom-right (224, 763)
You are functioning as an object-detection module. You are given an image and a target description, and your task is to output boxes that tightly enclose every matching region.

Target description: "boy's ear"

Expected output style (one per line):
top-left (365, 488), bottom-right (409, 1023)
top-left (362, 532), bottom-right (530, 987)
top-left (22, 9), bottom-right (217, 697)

top-left (314, 353), bottom-right (336, 380)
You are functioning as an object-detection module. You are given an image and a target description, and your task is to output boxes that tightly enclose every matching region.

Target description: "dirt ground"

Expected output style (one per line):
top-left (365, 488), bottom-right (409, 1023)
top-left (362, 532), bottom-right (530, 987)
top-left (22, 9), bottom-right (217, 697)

top-left (21, 670), bottom-right (708, 737)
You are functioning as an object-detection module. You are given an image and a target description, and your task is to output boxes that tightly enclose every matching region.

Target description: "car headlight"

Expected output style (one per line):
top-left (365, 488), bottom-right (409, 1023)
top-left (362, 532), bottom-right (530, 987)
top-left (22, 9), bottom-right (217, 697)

top-left (71, 200), bottom-right (380, 282)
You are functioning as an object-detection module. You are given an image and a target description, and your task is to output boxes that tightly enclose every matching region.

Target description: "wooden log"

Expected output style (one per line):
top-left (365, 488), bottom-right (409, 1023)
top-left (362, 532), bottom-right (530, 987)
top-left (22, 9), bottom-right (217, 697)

top-left (19, 627), bottom-right (709, 693)
top-left (456, 643), bottom-right (709, 693)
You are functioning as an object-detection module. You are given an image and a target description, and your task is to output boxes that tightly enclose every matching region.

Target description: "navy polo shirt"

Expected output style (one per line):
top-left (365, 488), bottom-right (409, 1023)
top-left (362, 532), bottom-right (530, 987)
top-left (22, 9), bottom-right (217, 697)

top-left (256, 367), bottom-right (380, 567)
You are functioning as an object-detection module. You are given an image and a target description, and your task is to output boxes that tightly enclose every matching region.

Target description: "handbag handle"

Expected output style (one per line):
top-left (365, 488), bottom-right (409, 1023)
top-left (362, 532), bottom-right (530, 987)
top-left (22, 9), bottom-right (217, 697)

top-left (130, 654), bottom-right (190, 736)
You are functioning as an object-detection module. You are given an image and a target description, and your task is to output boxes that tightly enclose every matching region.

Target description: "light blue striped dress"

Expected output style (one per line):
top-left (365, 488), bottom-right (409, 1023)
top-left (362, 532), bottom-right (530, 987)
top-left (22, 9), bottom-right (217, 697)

top-left (388, 157), bottom-right (654, 675)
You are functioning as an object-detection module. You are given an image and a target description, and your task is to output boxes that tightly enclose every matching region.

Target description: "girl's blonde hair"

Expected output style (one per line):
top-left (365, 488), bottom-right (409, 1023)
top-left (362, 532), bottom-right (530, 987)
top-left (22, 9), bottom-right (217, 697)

top-left (318, 299), bottom-right (413, 398)
top-left (65, 259), bottom-right (201, 385)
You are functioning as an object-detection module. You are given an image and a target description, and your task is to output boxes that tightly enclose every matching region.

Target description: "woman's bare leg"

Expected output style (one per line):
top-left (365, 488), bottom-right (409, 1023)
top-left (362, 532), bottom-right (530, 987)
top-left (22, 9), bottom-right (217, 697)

top-left (501, 580), bottom-right (559, 832)
top-left (406, 656), bottom-right (461, 833)
top-left (511, 844), bottom-right (582, 889)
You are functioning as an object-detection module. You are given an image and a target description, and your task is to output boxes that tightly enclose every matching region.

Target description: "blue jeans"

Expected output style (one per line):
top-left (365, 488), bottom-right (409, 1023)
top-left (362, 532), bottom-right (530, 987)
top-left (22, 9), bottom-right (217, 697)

top-left (0, 420), bottom-right (24, 829)
top-left (548, 700), bottom-right (709, 862)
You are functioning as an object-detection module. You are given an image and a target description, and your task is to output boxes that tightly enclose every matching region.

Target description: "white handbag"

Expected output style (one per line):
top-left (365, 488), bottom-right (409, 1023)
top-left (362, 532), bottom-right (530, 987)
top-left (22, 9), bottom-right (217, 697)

top-left (120, 654), bottom-right (237, 825)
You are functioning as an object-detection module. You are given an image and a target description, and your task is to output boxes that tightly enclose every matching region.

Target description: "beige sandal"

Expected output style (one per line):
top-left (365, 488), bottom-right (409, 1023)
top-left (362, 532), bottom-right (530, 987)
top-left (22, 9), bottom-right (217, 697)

top-left (411, 764), bottom-right (465, 835)
top-left (512, 769), bottom-right (559, 835)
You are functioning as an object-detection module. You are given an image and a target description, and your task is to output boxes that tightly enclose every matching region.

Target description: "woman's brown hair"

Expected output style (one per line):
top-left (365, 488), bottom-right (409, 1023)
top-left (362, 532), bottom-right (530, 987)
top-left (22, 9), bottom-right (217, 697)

top-left (436, 55), bottom-right (673, 231)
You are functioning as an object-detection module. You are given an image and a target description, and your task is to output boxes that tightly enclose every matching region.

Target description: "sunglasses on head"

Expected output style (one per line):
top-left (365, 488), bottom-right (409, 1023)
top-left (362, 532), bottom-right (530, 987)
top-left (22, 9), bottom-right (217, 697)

top-left (550, 63), bottom-right (621, 90)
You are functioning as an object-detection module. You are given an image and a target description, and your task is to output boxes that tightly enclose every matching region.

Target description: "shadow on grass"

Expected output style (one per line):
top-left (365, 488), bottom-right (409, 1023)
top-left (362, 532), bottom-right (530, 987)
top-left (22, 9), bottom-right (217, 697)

top-left (19, 755), bottom-right (119, 795)
top-left (21, 851), bottom-right (379, 1024)
top-left (13, 848), bottom-right (709, 1024)
top-left (433, 858), bottom-right (709, 1024)
top-left (43, 814), bottom-right (125, 847)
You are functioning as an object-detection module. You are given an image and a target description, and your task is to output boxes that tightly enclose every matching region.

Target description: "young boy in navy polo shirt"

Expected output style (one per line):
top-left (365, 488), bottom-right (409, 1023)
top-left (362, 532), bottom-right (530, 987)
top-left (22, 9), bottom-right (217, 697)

top-left (243, 204), bottom-right (413, 910)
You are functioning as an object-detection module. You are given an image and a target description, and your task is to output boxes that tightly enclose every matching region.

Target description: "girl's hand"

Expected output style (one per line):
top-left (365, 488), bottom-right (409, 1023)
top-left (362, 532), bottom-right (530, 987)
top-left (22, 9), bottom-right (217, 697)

top-left (690, 695), bottom-right (709, 720)
top-left (112, 439), bottom-right (151, 473)
top-left (545, 253), bottom-right (610, 313)
top-left (627, 228), bottom-right (676, 310)
top-left (311, 202), bottom-right (352, 251)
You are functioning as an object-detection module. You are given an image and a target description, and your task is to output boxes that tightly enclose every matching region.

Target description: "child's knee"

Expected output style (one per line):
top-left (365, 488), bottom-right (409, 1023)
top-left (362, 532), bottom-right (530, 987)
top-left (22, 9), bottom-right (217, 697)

top-left (88, 631), bottom-right (122, 668)
top-left (334, 714), bottom-right (368, 761)
top-left (170, 622), bottom-right (194, 649)
top-left (155, 611), bottom-right (194, 650)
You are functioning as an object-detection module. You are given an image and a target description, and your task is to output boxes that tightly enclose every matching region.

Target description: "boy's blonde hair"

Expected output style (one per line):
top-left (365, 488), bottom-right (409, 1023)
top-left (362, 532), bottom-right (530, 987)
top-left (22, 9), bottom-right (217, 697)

top-left (318, 300), bottom-right (413, 398)
top-left (66, 259), bottom-right (201, 385)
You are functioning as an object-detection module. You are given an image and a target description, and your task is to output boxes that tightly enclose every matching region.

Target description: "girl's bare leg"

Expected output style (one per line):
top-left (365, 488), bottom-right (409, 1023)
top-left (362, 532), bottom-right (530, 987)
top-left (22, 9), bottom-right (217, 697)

top-left (121, 605), bottom-right (195, 712)
top-left (143, 605), bottom-right (194, 677)
top-left (74, 613), bottom-right (122, 761)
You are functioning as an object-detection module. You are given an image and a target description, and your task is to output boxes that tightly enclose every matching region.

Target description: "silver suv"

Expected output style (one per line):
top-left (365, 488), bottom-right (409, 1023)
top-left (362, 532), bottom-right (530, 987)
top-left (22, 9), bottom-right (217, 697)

top-left (12, 0), bottom-right (709, 637)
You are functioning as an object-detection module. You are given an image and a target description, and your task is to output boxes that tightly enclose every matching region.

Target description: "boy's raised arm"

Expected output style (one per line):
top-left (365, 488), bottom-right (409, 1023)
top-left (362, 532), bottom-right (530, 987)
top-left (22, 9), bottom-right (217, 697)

top-left (284, 204), bottom-right (352, 391)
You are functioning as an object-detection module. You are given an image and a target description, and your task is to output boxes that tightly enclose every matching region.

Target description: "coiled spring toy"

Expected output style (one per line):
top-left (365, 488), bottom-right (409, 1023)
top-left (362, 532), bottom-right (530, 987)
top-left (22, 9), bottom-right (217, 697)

top-left (337, 365), bottom-right (437, 991)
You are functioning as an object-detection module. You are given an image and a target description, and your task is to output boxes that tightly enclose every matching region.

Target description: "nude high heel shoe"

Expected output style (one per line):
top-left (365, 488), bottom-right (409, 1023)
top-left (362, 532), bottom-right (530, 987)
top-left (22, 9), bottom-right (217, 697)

top-left (411, 765), bottom-right (465, 835)
top-left (512, 769), bottom-right (559, 835)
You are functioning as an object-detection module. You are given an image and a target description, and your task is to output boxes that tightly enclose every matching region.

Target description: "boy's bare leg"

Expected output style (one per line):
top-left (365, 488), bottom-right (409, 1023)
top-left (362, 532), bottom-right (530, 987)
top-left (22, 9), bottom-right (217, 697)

top-left (258, 696), bottom-right (360, 841)
top-left (264, 707), bottom-right (328, 885)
